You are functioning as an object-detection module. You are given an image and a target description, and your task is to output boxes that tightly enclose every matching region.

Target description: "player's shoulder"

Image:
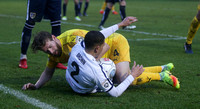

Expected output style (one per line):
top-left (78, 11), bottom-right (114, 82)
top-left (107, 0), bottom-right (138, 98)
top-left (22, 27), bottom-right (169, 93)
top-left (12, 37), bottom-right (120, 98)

top-left (71, 29), bottom-right (89, 37)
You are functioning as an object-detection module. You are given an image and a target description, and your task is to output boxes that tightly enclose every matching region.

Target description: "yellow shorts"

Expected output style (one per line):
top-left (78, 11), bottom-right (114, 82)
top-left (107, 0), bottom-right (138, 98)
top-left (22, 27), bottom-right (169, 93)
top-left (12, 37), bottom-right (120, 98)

top-left (103, 33), bottom-right (130, 64)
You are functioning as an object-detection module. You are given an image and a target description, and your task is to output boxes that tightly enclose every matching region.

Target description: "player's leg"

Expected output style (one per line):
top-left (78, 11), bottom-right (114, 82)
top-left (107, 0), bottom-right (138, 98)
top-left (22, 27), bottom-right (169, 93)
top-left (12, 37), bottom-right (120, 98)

top-left (74, 0), bottom-right (81, 21)
top-left (47, 0), bottom-right (67, 69)
top-left (19, 20), bottom-right (35, 69)
top-left (184, 5), bottom-right (200, 54)
top-left (62, 0), bottom-right (68, 20)
top-left (83, 0), bottom-right (89, 16)
top-left (100, 1), bottom-right (107, 14)
top-left (119, 0), bottom-right (136, 30)
top-left (114, 61), bottom-right (130, 84)
top-left (19, 0), bottom-right (46, 69)
top-left (144, 63), bottom-right (174, 73)
top-left (132, 71), bottom-right (180, 89)
top-left (115, 61), bottom-right (179, 89)
top-left (112, 5), bottom-right (118, 15)
top-left (107, 33), bottom-right (131, 83)
top-left (78, 0), bottom-right (83, 16)
top-left (111, 34), bottom-right (179, 89)
top-left (47, 0), bottom-right (61, 36)
top-left (119, 0), bottom-right (126, 21)
top-left (98, 2), bottom-right (113, 29)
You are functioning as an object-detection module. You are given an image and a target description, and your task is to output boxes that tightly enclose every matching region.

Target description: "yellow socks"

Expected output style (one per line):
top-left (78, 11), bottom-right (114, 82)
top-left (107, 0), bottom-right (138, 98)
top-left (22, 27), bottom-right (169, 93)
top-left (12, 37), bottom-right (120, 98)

top-left (131, 66), bottom-right (163, 85)
top-left (186, 16), bottom-right (200, 44)
top-left (111, 6), bottom-right (115, 11)
top-left (100, 2), bottom-right (115, 12)
top-left (100, 2), bottom-right (106, 11)
top-left (132, 73), bottom-right (161, 85)
top-left (144, 66), bottom-right (162, 73)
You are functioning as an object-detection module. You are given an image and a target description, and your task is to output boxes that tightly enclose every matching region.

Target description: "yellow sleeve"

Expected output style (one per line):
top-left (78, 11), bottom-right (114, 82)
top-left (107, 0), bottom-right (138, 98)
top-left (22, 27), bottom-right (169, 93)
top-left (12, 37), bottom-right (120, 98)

top-left (46, 56), bottom-right (57, 69)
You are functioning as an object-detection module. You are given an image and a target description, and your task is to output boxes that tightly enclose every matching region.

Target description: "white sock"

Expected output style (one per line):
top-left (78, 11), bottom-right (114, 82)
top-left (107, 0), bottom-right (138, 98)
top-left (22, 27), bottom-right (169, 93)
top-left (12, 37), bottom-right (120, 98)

top-left (161, 66), bottom-right (164, 71)
top-left (20, 53), bottom-right (27, 60)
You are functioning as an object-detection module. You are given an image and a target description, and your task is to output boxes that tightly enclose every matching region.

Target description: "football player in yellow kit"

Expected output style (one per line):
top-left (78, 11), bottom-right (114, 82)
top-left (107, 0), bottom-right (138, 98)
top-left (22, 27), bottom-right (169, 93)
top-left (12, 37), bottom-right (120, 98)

top-left (184, 4), bottom-right (200, 54)
top-left (22, 17), bottom-right (180, 90)
top-left (22, 28), bottom-right (180, 90)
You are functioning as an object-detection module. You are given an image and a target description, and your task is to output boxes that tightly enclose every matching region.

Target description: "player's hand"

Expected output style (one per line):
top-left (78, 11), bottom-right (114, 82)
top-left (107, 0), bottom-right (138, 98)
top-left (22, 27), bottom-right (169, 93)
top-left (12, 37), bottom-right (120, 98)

top-left (130, 61), bottom-right (144, 79)
top-left (22, 83), bottom-right (37, 90)
top-left (118, 16), bottom-right (138, 28)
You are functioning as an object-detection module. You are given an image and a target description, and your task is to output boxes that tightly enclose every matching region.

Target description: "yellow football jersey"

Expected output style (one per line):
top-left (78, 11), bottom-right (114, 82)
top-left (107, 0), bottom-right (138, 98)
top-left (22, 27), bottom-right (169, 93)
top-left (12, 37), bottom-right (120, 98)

top-left (103, 33), bottom-right (130, 64)
top-left (46, 29), bottom-right (130, 68)
top-left (47, 29), bottom-right (88, 68)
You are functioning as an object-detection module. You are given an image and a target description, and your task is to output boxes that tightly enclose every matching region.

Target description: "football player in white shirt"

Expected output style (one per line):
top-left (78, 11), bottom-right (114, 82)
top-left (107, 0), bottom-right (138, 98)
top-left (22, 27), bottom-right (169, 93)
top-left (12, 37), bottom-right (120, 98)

top-left (66, 17), bottom-right (144, 97)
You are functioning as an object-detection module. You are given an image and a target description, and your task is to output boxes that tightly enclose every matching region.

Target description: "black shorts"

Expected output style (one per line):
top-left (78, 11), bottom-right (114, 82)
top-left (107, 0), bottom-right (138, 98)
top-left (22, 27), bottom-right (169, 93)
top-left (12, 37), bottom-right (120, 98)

top-left (26, 0), bottom-right (61, 22)
top-left (106, 0), bottom-right (124, 4)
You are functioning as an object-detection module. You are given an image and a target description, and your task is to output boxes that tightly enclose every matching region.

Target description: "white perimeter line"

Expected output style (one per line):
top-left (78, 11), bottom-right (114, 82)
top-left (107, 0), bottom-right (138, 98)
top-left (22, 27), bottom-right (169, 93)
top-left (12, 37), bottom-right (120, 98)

top-left (0, 84), bottom-right (57, 109)
top-left (0, 41), bottom-right (20, 45)
top-left (129, 37), bottom-right (186, 41)
top-left (0, 37), bottom-right (186, 45)
top-left (0, 14), bottom-right (186, 44)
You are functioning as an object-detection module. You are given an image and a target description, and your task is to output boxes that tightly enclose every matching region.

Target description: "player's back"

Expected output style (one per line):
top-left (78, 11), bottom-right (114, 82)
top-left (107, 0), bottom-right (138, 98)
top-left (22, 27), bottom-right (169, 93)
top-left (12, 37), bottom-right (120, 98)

top-left (66, 41), bottom-right (101, 94)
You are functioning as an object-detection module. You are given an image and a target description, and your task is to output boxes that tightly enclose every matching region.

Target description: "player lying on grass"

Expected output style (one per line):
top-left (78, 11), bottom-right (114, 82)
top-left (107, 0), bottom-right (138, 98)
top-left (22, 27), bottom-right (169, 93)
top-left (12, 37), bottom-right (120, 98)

top-left (22, 17), bottom-right (180, 93)
top-left (65, 17), bottom-right (180, 97)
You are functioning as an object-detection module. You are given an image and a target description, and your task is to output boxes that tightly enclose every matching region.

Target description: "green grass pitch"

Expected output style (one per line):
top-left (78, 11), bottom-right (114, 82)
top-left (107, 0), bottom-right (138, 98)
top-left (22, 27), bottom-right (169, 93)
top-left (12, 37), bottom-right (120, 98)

top-left (0, 0), bottom-right (200, 108)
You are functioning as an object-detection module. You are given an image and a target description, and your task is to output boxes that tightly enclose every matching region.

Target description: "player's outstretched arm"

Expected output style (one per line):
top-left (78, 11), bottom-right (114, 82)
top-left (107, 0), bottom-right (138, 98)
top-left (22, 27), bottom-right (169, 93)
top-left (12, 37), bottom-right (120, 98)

top-left (100, 16), bottom-right (137, 38)
top-left (22, 67), bottom-right (55, 90)
top-left (118, 16), bottom-right (138, 28)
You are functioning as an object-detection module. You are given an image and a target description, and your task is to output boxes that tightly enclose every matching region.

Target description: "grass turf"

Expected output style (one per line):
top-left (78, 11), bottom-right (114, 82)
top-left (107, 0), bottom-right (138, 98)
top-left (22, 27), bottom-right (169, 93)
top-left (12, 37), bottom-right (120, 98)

top-left (0, 0), bottom-right (200, 108)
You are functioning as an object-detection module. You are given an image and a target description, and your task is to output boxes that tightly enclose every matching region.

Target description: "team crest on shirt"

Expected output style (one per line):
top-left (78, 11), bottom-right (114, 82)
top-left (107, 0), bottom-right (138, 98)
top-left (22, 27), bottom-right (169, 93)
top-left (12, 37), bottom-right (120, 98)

top-left (102, 80), bottom-right (110, 89)
top-left (30, 12), bottom-right (36, 19)
top-left (75, 36), bottom-right (84, 43)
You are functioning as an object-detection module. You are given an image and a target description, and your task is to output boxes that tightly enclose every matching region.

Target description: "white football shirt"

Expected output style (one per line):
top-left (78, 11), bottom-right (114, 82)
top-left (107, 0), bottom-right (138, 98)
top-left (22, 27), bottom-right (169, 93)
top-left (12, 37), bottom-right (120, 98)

top-left (66, 41), bottom-right (113, 93)
top-left (66, 25), bottom-right (135, 97)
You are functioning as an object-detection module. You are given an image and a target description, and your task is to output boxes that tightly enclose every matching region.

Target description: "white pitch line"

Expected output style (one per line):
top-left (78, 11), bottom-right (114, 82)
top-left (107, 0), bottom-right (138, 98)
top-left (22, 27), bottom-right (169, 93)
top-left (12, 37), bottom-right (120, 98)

top-left (0, 14), bottom-right (186, 43)
top-left (0, 41), bottom-right (20, 45)
top-left (0, 37), bottom-right (186, 45)
top-left (0, 84), bottom-right (57, 109)
top-left (128, 37), bottom-right (186, 41)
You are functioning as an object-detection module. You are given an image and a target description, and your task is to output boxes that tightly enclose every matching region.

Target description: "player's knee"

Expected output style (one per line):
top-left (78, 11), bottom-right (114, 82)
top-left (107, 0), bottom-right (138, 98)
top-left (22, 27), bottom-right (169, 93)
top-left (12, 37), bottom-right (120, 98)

top-left (24, 20), bottom-right (35, 30)
top-left (26, 20), bottom-right (35, 25)
top-left (51, 20), bottom-right (61, 27)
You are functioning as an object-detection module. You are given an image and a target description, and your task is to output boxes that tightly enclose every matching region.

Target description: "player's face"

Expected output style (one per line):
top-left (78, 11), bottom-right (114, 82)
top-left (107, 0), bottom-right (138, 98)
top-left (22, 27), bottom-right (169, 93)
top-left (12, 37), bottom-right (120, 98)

top-left (42, 40), bottom-right (62, 57)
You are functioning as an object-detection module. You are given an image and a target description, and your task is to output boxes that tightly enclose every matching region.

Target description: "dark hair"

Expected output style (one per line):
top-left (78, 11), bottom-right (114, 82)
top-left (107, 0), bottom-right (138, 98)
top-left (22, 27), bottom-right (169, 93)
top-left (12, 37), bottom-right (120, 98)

top-left (84, 31), bottom-right (105, 50)
top-left (31, 31), bottom-right (52, 53)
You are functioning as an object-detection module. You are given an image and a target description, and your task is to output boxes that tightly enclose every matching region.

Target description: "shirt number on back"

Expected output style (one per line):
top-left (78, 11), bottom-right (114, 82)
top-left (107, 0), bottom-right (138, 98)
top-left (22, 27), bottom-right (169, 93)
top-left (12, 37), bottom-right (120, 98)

top-left (70, 61), bottom-right (79, 83)
top-left (114, 49), bottom-right (119, 56)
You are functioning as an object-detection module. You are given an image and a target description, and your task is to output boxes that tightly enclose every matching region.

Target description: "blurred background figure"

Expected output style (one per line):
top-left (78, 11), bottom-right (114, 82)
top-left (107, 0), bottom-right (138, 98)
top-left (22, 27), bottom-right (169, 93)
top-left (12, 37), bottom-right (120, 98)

top-left (184, 4), bottom-right (200, 54)
top-left (98, 0), bottom-right (136, 30)
top-left (62, 0), bottom-right (81, 21)
top-left (99, 0), bottom-right (118, 15)
top-left (78, 0), bottom-right (90, 16)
